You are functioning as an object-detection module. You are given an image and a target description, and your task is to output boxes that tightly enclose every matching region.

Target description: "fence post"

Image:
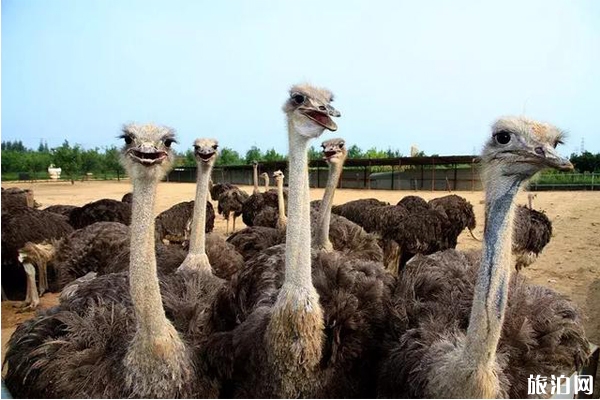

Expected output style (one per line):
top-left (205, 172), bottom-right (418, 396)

top-left (592, 173), bottom-right (595, 191)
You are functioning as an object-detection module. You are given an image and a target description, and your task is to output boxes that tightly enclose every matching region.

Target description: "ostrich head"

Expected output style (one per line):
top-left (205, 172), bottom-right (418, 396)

top-left (260, 172), bottom-right (269, 180)
top-left (283, 84), bottom-right (341, 137)
top-left (321, 138), bottom-right (347, 165)
top-left (119, 123), bottom-right (177, 180)
top-left (481, 116), bottom-right (573, 180)
top-left (18, 241), bottom-right (56, 266)
top-left (273, 170), bottom-right (285, 182)
top-left (193, 138), bottom-right (219, 167)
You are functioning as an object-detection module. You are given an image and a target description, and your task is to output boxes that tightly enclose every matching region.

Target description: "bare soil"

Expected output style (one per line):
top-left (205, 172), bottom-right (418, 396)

top-left (2, 180), bottom-right (599, 366)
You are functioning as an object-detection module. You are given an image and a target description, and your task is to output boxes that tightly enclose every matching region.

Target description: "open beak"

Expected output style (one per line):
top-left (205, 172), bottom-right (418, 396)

top-left (195, 150), bottom-right (216, 163)
top-left (323, 150), bottom-right (338, 161)
top-left (300, 104), bottom-right (340, 131)
top-left (127, 144), bottom-right (168, 165)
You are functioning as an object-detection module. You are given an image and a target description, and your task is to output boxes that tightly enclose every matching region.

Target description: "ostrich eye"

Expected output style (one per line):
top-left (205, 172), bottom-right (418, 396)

top-left (123, 136), bottom-right (133, 145)
top-left (494, 130), bottom-right (511, 145)
top-left (339, 142), bottom-right (345, 148)
top-left (212, 144), bottom-right (218, 150)
top-left (291, 93), bottom-right (305, 105)
top-left (164, 139), bottom-right (175, 148)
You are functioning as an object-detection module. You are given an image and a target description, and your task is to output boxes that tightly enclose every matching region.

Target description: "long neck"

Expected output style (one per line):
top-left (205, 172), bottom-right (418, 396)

top-left (284, 126), bottom-right (313, 287)
top-left (264, 176), bottom-right (270, 192)
top-left (253, 164), bottom-right (259, 194)
top-left (315, 160), bottom-right (343, 250)
top-left (187, 162), bottom-right (213, 257)
top-left (129, 175), bottom-right (170, 336)
top-left (464, 173), bottom-right (522, 367)
top-left (277, 178), bottom-right (287, 229)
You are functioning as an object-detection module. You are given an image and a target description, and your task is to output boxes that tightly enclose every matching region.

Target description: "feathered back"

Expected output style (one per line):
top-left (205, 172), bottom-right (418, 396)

top-left (69, 199), bottom-right (132, 229)
top-left (242, 190), bottom-right (288, 227)
top-left (513, 205), bottom-right (552, 255)
top-left (44, 204), bottom-right (78, 217)
top-left (429, 194), bottom-right (477, 248)
top-left (397, 195), bottom-right (429, 212)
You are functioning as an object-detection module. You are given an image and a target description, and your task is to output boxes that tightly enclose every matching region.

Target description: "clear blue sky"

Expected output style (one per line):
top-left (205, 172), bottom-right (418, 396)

top-left (2, 0), bottom-right (599, 157)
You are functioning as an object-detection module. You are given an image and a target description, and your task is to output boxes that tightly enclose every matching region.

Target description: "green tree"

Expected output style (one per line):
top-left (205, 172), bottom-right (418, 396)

top-left (245, 146), bottom-right (263, 164)
top-left (570, 151), bottom-right (600, 173)
top-left (263, 148), bottom-right (285, 162)
top-left (102, 145), bottom-right (125, 181)
top-left (52, 140), bottom-right (82, 184)
top-left (308, 146), bottom-right (321, 160)
top-left (26, 151), bottom-right (53, 180)
top-left (347, 144), bottom-right (363, 159)
top-left (217, 147), bottom-right (243, 165)
top-left (81, 148), bottom-right (102, 177)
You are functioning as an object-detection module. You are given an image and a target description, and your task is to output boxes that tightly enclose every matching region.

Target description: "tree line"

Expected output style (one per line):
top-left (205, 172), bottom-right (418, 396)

top-left (3, 139), bottom-right (598, 182)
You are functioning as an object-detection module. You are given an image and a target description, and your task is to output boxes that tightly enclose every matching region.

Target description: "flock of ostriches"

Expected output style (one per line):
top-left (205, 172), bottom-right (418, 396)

top-left (0, 84), bottom-right (592, 398)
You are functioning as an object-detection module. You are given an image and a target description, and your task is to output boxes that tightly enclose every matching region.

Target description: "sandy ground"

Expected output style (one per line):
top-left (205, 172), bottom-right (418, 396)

top-left (2, 180), bottom-right (599, 373)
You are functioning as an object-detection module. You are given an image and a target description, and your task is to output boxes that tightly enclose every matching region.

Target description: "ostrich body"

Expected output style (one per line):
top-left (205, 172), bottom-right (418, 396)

top-left (1, 206), bottom-right (73, 307)
top-left (209, 84), bottom-right (392, 398)
top-left (512, 195), bottom-right (552, 271)
top-left (121, 192), bottom-right (133, 203)
top-left (210, 181), bottom-right (235, 201)
top-left (217, 186), bottom-right (250, 234)
top-left (242, 161), bottom-right (288, 228)
top-left (154, 200), bottom-right (215, 245)
top-left (68, 198), bottom-right (132, 229)
top-left (1, 187), bottom-right (34, 211)
top-left (428, 194), bottom-right (479, 245)
top-left (43, 204), bottom-right (77, 217)
top-left (312, 138), bottom-right (383, 262)
top-left (4, 124), bottom-right (216, 398)
top-left (18, 221), bottom-right (130, 294)
top-left (260, 171), bottom-right (270, 191)
top-left (377, 117), bottom-right (589, 398)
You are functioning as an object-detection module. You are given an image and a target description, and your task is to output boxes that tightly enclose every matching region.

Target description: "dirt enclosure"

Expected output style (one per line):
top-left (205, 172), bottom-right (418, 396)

top-left (2, 180), bottom-right (599, 367)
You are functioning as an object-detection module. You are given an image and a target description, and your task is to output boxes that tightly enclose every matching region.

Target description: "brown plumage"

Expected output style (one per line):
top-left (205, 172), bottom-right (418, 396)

top-left (3, 124), bottom-right (221, 398)
top-left (207, 246), bottom-right (394, 398)
top-left (377, 249), bottom-right (589, 398)
top-left (513, 204), bottom-right (552, 271)
top-left (154, 200), bottom-right (214, 245)
top-left (428, 194), bottom-right (478, 247)
top-left (217, 187), bottom-right (250, 233)
top-left (43, 204), bottom-right (78, 217)
top-left (68, 198), bottom-right (132, 229)
top-left (396, 194), bottom-right (429, 211)
top-left (121, 192), bottom-right (133, 203)
top-left (1, 187), bottom-right (34, 211)
top-left (241, 189), bottom-right (288, 228)
top-left (377, 116), bottom-right (589, 398)
top-left (210, 182), bottom-right (236, 201)
top-left (1, 206), bottom-right (74, 300)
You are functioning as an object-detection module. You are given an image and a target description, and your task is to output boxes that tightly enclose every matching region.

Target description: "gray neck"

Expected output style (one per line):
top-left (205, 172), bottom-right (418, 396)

top-left (129, 175), bottom-right (170, 336)
top-left (284, 124), bottom-right (313, 287)
top-left (253, 164), bottom-right (259, 194)
top-left (264, 176), bottom-right (270, 192)
top-left (187, 162), bottom-right (213, 260)
top-left (277, 178), bottom-right (286, 228)
top-left (315, 160), bottom-right (343, 250)
top-left (464, 173), bottom-right (522, 366)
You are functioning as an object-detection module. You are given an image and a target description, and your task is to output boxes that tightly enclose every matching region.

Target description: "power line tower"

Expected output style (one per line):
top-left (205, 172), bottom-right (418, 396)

top-left (580, 138), bottom-right (585, 154)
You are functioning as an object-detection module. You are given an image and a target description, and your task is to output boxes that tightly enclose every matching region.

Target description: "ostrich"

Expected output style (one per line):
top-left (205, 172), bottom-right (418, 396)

top-left (242, 161), bottom-right (288, 227)
top-left (154, 200), bottom-right (215, 245)
top-left (209, 180), bottom-right (235, 201)
top-left (312, 138), bottom-right (383, 262)
top-left (512, 201), bottom-right (552, 271)
top-left (121, 192), bottom-right (133, 203)
top-left (260, 171), bottom-right (270, 192)
top-left (396, 194), bottom-right (429, 211)
top-left (428, 194), bottom-right (479, 245)
top-left (4, 123), bottom-right (218, 398)
top-left (1, 187), bottom-right (34, 211)
top-left (1, 206), bottom-right (73, 307)
top-left (177, 138), bottom-right (243, 278)
top-left (377, 117), bottom-right (589, 398)
top-left (68, 198), bottom-right (132, 229)
top-left (17, 221), bottom-right (130, 295)
top-left (216, 185), bottom-right (250, 235)
top-left (271, 170), bottom-right (287, 230)
top-left (43, 204), bottom-right (77, 217)
top-left (208, 84), bottom-right (393, 398)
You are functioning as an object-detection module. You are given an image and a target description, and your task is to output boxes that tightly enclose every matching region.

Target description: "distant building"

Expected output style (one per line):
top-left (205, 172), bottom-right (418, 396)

top-left (48, 164), bottom-right (62, 180)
